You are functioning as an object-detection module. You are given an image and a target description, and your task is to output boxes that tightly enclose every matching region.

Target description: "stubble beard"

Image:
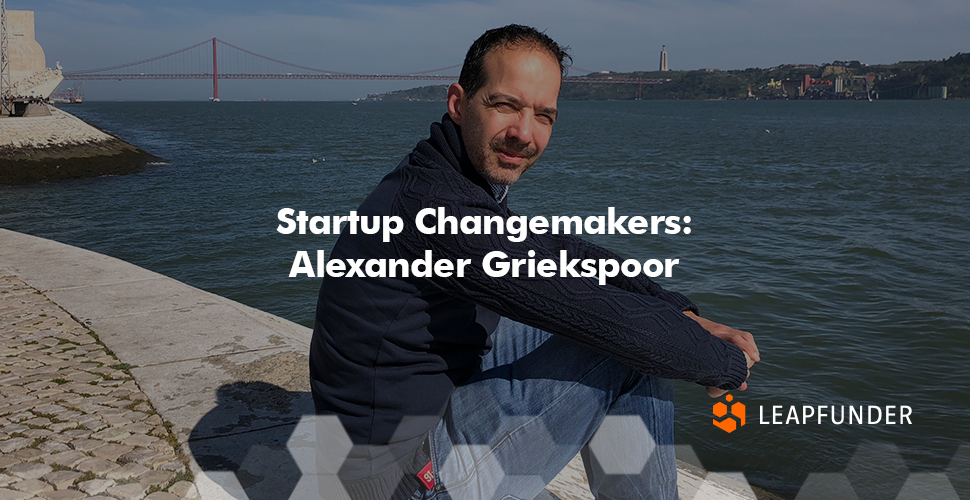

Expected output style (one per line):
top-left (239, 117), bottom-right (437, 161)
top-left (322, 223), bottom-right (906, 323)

top-left (468, 136), bottom-right (539, 186)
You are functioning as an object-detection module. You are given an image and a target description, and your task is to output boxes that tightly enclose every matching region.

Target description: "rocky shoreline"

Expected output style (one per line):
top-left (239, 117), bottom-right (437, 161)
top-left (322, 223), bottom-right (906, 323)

top-left (0, 107), bottom-right (158, 185)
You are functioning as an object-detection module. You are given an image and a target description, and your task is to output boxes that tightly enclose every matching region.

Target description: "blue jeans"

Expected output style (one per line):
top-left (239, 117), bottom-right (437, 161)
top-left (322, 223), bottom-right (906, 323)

top-left (412, 318), bottom-right (678, 500)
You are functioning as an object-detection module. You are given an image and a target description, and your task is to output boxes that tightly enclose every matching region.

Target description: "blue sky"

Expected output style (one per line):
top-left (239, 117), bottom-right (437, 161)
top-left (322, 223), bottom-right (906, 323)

top-left (18, 0), bottom-right (970, 100)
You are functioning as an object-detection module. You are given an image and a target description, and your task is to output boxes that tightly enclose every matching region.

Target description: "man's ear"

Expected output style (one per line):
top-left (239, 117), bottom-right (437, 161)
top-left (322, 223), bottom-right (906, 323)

top-left (446, 83), bottom-right (465, 126)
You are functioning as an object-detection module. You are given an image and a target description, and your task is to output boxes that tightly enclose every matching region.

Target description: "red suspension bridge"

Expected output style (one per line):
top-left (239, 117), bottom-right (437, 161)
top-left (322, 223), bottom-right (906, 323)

top-left (61, 38), bottom-right (663, 100)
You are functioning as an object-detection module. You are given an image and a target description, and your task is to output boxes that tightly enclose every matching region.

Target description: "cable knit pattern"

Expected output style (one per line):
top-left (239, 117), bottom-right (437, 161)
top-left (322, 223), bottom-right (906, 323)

top-left (309, 114), bottom-right (747, 500)
top-left (395, 116), bottom-right (746, 388)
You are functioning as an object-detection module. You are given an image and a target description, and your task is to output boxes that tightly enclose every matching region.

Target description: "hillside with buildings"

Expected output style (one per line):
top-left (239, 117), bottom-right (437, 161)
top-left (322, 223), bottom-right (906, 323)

top-left (364, 52), bottom-right (969, 102)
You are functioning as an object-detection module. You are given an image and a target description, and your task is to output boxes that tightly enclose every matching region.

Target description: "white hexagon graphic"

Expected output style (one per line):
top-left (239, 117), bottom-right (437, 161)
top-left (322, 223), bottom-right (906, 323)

top-left (230, 416), bottom-right (355, 500)
top-left (281, 415), bottom-right (354, 500)
top-left (546, 454), bottom-right (592, 500)
top-left (498, 474), bottom-right (547, 499)
top-left (238, 442), bottom-right (302, 499)
top-left (895, 473), bottom-right (960, 500)
top-left (844, 441), bottom-right (910, 500)
top-left (533, 488), bottom-right (567, 500)
top-left (945, 443), bottom-right (970, 497)
top-left (196, 470), bottom-right (251, 500)
top-left (389, 415), bottom-right (442, 445)
top-left (795, 473), bottom-right (859, 500)
top-left (288, 473), bottom-right (352, 500)
top-left (675, 444), bottom-right (704, 470)
top-left (493, 415), bottom-right (571, 477)
top-left (440, 444), bottom-right (502, 500)
top-left (587, 415), bottom-right (656, 475)
top-left (690, 471), bottom-right (756, 500)
top-left (312, 415), bottom-right (354, 475)
top-left (286, 415), bottom-right (322, 475)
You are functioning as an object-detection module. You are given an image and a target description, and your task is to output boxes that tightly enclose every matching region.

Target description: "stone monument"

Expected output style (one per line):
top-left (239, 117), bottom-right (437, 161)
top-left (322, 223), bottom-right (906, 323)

top-left (6, 10), bottom-right (62, 99)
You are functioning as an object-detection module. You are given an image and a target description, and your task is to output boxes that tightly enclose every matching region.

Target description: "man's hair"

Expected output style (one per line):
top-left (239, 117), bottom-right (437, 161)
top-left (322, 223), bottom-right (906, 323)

top-left (458, 24), bottom-right (571, 99)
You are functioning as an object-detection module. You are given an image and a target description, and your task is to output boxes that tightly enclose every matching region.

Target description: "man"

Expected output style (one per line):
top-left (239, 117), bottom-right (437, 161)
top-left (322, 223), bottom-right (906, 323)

top-left (309, 25), bottom-right (759, 500)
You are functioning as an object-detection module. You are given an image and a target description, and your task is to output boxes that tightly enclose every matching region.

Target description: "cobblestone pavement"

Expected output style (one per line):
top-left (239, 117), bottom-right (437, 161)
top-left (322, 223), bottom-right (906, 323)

top-left (0, 272), bottom-right (200, 500)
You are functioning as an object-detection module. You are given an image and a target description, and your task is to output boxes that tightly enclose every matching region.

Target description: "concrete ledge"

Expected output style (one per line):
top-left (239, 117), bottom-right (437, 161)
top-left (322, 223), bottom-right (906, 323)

top-left (0, 107), bottom-right (158, 185)
top-left (0, 228), bottom-right (778, 500)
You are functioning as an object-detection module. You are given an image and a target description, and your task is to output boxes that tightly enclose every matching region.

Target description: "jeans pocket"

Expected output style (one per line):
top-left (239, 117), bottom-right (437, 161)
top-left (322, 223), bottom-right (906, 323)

top-left (500, 496), bottom-right (525, 500)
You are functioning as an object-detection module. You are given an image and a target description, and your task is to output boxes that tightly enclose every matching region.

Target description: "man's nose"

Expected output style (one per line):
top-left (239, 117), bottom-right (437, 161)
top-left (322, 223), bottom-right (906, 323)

top-left (506, 111), bottom-right (533, 145)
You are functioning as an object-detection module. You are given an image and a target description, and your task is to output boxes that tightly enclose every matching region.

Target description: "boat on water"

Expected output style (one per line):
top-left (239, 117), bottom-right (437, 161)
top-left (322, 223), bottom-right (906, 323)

top-left (51, 83), bottom-right (84, 104)
top-left (50, 95), bottom-right (82, 104)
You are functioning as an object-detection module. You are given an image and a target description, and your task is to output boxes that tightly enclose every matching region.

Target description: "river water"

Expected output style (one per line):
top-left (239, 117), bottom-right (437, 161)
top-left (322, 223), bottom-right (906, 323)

top-left (2, 100), bottom-right (969, 499)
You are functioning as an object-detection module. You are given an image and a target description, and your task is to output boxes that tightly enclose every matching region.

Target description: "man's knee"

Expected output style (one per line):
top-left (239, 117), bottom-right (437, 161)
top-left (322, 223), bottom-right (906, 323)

top-left (625, 371), bottom-right (675, 402)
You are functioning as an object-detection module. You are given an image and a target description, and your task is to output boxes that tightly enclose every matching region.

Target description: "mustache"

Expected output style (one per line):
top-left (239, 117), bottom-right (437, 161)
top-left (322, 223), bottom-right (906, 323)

top-left (490, 138), bottom-right (537, 159)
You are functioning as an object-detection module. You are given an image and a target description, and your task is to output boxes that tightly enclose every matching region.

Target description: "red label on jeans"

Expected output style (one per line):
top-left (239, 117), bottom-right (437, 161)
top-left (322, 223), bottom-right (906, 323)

top-left (418, 461), bottom-right (435, 490)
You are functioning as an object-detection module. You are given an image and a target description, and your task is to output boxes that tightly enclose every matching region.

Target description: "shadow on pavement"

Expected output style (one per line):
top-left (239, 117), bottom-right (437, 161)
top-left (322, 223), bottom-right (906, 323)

top-left (189, 381), bottom-right (312, 500)
top-left (188, 381), bottom-right (565, 500)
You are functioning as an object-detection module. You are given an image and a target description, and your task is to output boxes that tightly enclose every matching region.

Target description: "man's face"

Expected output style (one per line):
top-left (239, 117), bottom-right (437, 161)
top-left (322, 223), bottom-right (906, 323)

top-left (448, 45), bottom-right (561, 185)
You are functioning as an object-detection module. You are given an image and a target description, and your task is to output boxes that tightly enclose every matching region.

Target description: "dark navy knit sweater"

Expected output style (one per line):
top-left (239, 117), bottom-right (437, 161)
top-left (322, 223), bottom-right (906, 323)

top-left (308, 114), bottom-right (748, 499)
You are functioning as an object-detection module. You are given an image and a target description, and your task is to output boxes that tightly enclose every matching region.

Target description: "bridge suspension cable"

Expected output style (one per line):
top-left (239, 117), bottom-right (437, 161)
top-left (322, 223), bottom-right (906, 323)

top-left (407, 63), bottom-right (463, 75)
top-left (60, 38), bottom-right (664, 99)
top-left (67, 39), bottom-right (212, 75)
top-left (213, 38), bottom-right (348, 75)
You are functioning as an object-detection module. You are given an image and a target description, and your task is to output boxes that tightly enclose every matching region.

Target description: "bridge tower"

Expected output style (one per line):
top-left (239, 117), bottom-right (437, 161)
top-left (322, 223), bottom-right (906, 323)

top-left (211, 38), bottom-right (219, 101)
top-left (1, 0), bottom-right (12, 116)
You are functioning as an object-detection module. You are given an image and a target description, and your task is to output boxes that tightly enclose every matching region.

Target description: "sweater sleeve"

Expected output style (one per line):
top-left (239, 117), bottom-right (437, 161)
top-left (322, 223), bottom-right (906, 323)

top-left (391, 173), bottom-right (747, 390)
top-left (528, 230), bottom-right (699, 314)
top-left (501, 207), bottom-right (698, 314)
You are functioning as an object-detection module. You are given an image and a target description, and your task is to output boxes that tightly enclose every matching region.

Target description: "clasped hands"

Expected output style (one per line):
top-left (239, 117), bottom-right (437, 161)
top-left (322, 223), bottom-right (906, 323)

top-left (683, 310), bottom-right (760, 398)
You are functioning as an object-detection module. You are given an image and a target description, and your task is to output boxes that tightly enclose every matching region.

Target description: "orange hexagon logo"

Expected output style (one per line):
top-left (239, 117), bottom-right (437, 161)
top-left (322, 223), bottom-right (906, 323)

top-left (713, 394), bottom-right (746, 433)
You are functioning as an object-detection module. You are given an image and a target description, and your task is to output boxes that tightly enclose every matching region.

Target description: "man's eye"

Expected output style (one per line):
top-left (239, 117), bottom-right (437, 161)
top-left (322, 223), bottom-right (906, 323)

top-left (495, 102), bottom-right (514, 110)
top-left (537, 114), bottom-right (553, 125)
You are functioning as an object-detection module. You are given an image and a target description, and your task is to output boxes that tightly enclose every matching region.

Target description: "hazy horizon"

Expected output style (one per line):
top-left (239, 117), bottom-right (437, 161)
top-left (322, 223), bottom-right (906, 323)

top-left (17, 0), bottom-right (970, 101)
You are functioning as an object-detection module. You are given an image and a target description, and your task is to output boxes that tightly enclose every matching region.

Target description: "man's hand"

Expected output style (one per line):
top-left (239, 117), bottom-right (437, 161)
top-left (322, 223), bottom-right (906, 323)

top-left (682, 311), bottom-right (759, 398)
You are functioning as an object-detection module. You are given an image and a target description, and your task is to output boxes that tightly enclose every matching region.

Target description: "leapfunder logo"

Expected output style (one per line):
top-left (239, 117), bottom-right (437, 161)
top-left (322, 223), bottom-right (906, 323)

top-left (712, 396), bottom-right (913, 433)
top-left (713, 394), bottom-right (746, 433)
